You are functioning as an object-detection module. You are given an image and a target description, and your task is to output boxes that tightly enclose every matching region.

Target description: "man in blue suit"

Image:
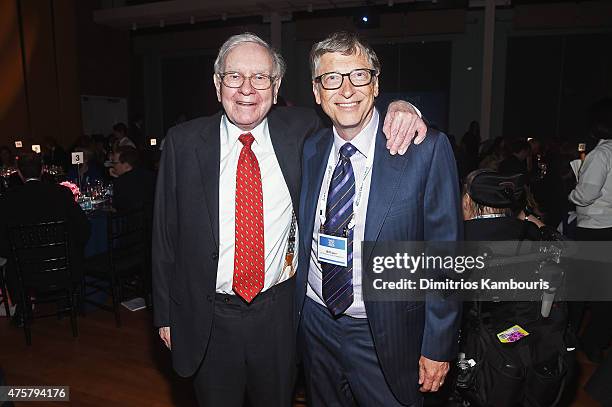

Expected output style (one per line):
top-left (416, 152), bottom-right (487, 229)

top-left (296, 32), bottom-right (463, 406)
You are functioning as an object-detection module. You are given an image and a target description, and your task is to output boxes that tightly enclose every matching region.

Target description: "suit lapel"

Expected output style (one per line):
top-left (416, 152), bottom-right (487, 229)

top-left (268, 113), bottom-right (299, 212)
top-left (363, 126), bottom-right (408, 265)
top-left (195, 114), bottom-right (221, 247)
top-left (302, 130), bottom-right (333, 255)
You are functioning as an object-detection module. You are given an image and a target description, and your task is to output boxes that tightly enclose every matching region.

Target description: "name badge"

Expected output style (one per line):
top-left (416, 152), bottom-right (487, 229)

top-left (317, 233), bottom-right (348, 267)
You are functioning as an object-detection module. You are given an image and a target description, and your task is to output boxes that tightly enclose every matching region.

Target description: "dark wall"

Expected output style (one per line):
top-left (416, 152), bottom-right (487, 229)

top-left (0, 0), bottom-right (81, 149)
top-left (0, 1), bottom-right (29, 147)
top-left (161, 54), bottom-right (216, 132)
top-left (76, 0), bottom-right (130, 98)
top-left (504, 33), bottom-right (612, 142)
top-left (373, 41), bottom-right (452, 130)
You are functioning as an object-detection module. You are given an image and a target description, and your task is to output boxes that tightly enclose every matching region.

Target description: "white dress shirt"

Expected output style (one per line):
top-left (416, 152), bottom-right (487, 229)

top-left (306, 109), bottom-right (380, 318)
top-left (216, 115), bottom-right (298, 294)
top-left (569, 139), bottom-right (612, 229)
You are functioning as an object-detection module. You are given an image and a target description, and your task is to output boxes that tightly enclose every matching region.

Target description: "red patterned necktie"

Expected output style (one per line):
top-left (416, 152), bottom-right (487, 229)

top-left (233, 132), bottom-right (265, 302)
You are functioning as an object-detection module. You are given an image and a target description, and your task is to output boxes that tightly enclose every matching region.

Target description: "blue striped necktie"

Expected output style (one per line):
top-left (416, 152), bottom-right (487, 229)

top-left (322, 142), bottom-right (357, 316)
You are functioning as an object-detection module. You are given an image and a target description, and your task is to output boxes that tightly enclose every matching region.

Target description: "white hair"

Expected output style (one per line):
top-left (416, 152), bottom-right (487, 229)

top-left (214, 32), bottom-right (286, 79)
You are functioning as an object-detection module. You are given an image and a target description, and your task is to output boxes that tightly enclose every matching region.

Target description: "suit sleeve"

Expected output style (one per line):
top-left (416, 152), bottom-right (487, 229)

top-left (421, 133), bottom-right (463, 361)
top-left (301, 107), bottom-right (325, 135)
top-left (152, 130), bottom-right (179, 327)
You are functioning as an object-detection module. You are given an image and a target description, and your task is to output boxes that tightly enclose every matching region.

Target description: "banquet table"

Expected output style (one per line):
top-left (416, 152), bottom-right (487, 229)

top-left (83, 203), bottom-right (114, 258)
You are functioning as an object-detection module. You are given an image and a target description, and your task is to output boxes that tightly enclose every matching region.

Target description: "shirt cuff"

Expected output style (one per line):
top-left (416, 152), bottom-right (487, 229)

top-left (408, 102), bottom-right (422, 118)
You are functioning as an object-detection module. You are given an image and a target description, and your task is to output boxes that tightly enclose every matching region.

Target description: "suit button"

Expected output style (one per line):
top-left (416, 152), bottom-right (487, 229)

top-left (206, 295), bottom-right (212, 302)
top-left (211, 252), bottom-right (219, 260)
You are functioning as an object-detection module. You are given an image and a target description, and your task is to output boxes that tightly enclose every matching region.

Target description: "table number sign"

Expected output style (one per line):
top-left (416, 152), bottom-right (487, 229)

top-left (71, 152), bottom-right (84, 165)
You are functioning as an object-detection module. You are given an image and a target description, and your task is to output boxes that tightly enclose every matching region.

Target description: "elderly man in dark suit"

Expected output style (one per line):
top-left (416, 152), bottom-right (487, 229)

top-left (296, 32), bottom-right (462, 406)
top-left (152, 32), bottom-right (427, 407)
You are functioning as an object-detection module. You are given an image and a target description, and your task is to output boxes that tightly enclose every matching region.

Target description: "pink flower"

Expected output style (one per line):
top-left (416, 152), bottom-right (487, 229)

top-left (60, 181), bottom-right (81, 202)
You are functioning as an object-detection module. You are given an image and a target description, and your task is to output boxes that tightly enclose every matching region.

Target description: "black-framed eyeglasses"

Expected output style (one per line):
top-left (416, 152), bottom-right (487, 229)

top-left (314, 68), bottom-right (378, 90)
top-left (219, 72), bottom-right (275, 90)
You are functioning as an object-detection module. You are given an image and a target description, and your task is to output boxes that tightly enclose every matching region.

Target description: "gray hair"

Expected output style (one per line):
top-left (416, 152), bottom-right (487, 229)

top-left (214, 32), bottom-right (286, 80)
top-left (310, 31), bottom-right (381, 79)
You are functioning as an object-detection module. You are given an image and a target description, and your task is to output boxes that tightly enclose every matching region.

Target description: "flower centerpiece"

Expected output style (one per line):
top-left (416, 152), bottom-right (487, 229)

top-left (60, 181), bottom-right (80, 202)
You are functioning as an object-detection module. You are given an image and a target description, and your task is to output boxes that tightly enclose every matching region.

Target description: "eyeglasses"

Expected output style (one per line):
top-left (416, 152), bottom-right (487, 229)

top-left (314, 68), bottom-right (378, 90)
top-left (219, 72), bottom-right (274, 90)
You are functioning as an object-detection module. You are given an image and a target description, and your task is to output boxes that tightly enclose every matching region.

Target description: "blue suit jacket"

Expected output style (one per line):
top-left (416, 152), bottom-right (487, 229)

top-left (296, 121), bottom-right (463, 405)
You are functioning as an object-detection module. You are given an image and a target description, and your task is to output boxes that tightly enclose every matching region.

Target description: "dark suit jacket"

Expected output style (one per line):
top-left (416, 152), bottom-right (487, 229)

top-left (0, 180), bottom-right (91, 291)
top-left (152, 107), bottom-right (321, 377)
top-left (297, 123), bottom-right (463, 405)
top-left (113, 167), bottom-right (155, 213)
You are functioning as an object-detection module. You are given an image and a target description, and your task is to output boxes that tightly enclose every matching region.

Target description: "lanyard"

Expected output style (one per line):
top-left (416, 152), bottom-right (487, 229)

top-left (318, 135), bottom-right (376, 233)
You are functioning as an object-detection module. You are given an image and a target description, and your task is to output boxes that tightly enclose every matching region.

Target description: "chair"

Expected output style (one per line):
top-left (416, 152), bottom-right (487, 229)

top-left (82, 207), bottom-right (148, 327)
top-left (8, 221), bottom-right (79, 345)
top-left (0, 256), bottom-right (11, 320)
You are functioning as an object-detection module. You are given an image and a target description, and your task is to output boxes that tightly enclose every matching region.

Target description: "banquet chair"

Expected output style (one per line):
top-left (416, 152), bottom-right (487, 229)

top-left (0, 256), bottom-right (11, 320)
top-left (8, 221), bottom-right (79, 345)
top-left (82, 207), bottom-right (148, 327)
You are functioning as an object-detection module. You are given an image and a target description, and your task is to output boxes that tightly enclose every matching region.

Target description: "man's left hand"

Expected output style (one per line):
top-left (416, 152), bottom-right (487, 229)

top-left (418, 356), bottom-right (449, 393)
top-left (383, 101), bottom-right (428, 155)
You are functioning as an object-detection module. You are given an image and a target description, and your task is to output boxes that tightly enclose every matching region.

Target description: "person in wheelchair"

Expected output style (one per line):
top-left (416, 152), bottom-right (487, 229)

top-left (457, 169), bottom-right (570, 407)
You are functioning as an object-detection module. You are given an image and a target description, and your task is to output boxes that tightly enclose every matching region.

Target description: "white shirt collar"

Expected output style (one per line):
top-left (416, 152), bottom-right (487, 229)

top-left (332, 109), bottom-right (379, 159)
top-left (221, 115), bottom-right (269, 149)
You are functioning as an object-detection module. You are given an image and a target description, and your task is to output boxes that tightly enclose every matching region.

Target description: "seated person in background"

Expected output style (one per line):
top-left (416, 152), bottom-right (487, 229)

top-left (498, 139), bottom-right (531, 176)
top-left (112, 122), bottom-right (136, 149)
top-left (463, 169), bottom-right (540, 241)
top-left (460, 169), bottom-right (569, 406)
top-left (0, 153), bottom-right (90, 326)
top-left (67, 147), bottom-right (104, 188)
top-left (0, 145), bottom-right (21, 193)
top-left (0, 145), bottom-right (15, 169)
top-left (109, 146), bottom-right (155, 213)
top-left (42, 137), bottom-right (69, 171)
top-left (478, 137), bottom-right (505, 172)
